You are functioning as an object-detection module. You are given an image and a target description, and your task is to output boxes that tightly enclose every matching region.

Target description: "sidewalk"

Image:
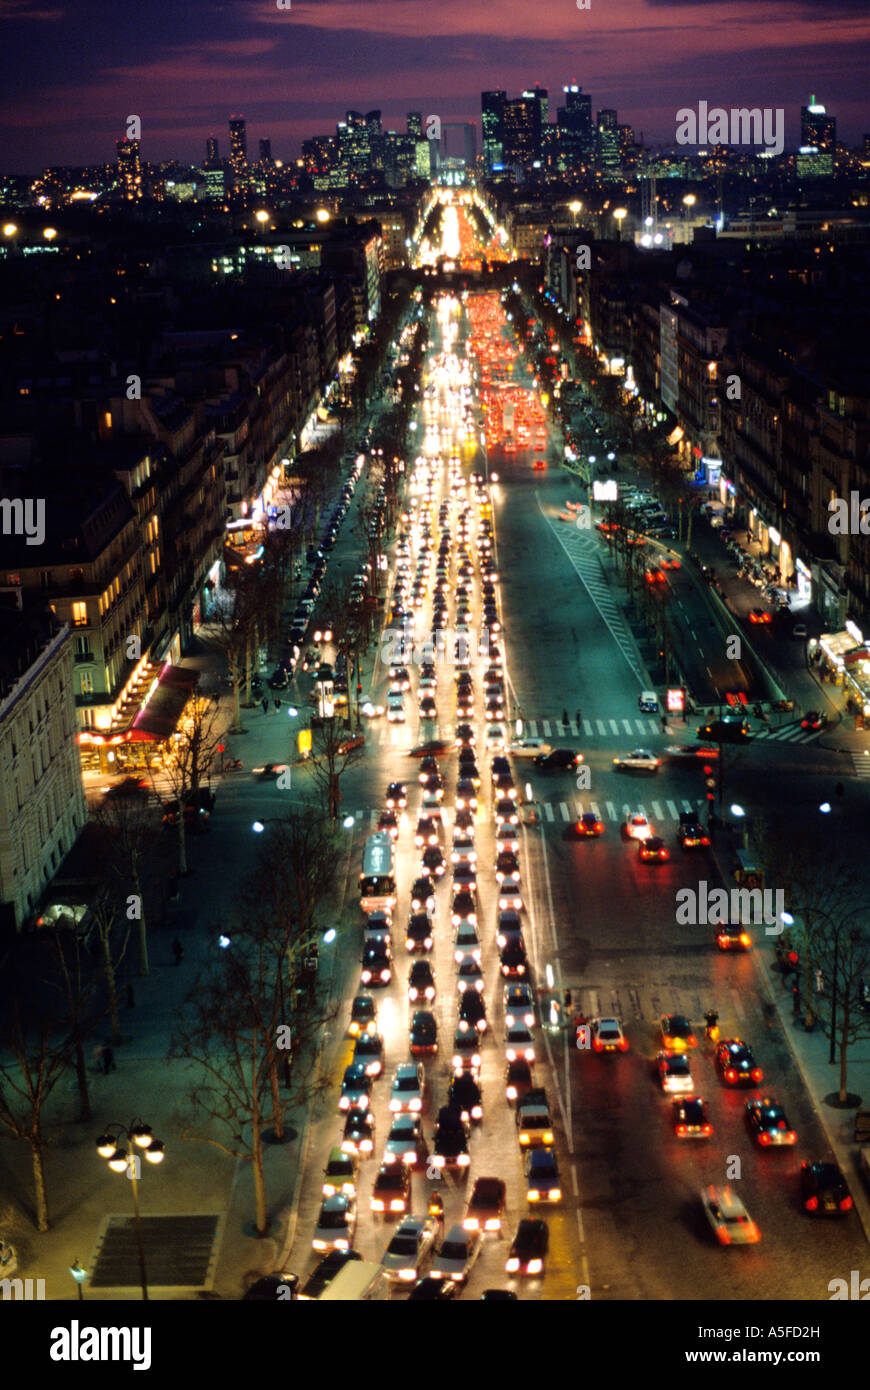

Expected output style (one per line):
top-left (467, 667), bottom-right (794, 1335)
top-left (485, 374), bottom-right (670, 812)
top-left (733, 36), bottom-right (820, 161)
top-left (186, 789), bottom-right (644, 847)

top-left (709, 824), bottom-right (870, 1245)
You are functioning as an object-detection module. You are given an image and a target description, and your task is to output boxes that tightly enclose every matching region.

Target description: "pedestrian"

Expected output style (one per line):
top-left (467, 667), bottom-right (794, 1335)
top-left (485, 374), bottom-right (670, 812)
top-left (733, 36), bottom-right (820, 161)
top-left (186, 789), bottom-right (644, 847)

top-left (126, 983), bottom-right (135, 1009)
top-left (575, 708), bottom-right (582, 727)
top-left (262, 697), bottom-right (269, 714)
top-left (102, 1044), bottom-right (116, 1074)
top-left (792, 979), bottom-right (802, 1017)
top-left (172, 936), bottom-right (184, 966)
top-left (814, 967), bottom-right (824, 995)
top-left (273, 696), bottom-right (281, 711)
top-left (562, 708), bottom-right (569, 727)
top-left (660, 714), bottom-right (667, 732)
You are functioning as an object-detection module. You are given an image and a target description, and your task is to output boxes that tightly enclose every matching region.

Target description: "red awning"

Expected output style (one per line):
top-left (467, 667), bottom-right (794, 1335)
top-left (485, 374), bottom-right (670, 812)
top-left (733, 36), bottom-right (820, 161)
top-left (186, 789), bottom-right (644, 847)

top-left (843, 646), bottom-right (868, 666)
top-left (126, 664), bottom-right (200, 742)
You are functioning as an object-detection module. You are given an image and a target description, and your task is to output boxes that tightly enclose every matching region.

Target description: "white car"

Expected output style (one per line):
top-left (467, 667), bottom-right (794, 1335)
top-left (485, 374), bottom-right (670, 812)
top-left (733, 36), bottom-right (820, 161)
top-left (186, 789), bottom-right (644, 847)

top-left (380, 1216), bottom-right (439, 1282)
top-left (613, 749), bottom-right (661, 773)
top-left (504, 983), bottom-right (536, 1028)
top-left (430, 1225), bottom-right (481, 1282)
top-left (312, 1195), bottom-right (356, 1251)
top-left (496, 823), bottom-right (520, 853)
top-left (498, 878), bottom-right (523, 912)
top-left (387, 694), bottom-right (406, 723)
top-left (624, 810), bottom-right (653, 840)
top-left (509, 738), bottom-right (551, 759)
top-left (701, 1185), bottom-right (761, 1245)
top-left (657, 1051), bottom-right (695, 1094)
top-left (383, 1115), bottom-right (426, 1166)
top-left (389, 1062), bottom-right (425, 1113)
top-left (450, 836), bottom-right (477, 864)
top-left (485, 724), bottom-right (507, 751)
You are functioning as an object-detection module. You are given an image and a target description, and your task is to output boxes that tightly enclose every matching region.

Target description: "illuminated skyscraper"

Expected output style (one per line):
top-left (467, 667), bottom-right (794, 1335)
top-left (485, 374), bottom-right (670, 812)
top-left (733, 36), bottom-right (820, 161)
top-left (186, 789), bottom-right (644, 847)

top-left (116, 137), bottom-right (142, 201)
top-left (229, 116), bottom-right (248, 177)
top-left (205, 135), bottom-right (219, 166)
top-left (800, 95), bottom-right (836, 152)
top-left (596, 109), bottom-right (620, 171)
top-left (482, 90), bottom-right (506, 173)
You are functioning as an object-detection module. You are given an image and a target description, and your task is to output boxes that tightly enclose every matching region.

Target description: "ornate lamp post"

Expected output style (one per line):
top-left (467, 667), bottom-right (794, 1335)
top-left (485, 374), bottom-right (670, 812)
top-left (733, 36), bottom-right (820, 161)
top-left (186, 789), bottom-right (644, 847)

top-left (96, 1120), bottom-right (165, 1300)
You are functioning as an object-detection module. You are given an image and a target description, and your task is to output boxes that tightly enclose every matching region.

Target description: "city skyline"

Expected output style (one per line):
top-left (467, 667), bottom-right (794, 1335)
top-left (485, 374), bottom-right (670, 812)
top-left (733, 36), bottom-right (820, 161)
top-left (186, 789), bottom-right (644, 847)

top-left (1, 0), bottom-right (869, 172)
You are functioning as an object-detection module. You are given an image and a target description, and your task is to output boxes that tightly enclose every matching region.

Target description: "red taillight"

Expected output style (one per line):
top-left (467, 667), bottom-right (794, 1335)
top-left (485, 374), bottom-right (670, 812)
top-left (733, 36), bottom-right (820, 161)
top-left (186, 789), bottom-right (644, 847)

top-left (805, 1196), bottom-right (818, 1211)
top-left (618, 1037), bottom-right (629, 1051)
top-left (840, 1196), bottom-right (853, 1210)
top-left (751, 1068), bottom-right (763, 1082)
top-left (759, 1132), bottom-right (771, 1145)
top-left (740, 934), bottom-right (751, 946)
top-left (786, 1132), bottom-right (796, 1144)
top-left (702, 1124), bottom-right (712, 1135)
top-left (717, 1226), bottom-right (731, 1245)
top-left (676, 1124), bottom-right (687, 1136)
top-left (592, 1038), bottom-right (603, 1051)
top-left (701, 837), bottom-right (710, 846)
top-left (687, 1035), bottom-right (697, 1047)
top-left (726, 1069), bottom-right (737, 1083)
top-left (746, 1223), bottom-right (760, 1242)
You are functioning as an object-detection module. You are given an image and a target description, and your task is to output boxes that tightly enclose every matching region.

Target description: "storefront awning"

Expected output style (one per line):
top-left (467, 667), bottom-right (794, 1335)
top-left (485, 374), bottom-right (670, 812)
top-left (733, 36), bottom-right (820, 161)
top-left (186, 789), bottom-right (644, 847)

top-left (126, 664), bottom-right (200, 742)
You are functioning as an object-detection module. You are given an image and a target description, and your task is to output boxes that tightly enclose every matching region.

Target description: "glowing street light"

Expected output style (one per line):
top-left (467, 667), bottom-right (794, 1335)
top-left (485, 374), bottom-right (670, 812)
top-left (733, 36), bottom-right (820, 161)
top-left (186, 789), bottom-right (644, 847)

top-left (315, 208), bottom-right (330, 223)
top-left (613, 208), bottom-right (627, 243)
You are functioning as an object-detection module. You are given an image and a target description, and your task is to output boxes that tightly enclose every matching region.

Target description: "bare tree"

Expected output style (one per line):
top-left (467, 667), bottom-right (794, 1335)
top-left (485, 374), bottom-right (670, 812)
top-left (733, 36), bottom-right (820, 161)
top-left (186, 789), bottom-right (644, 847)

top-left (810, 914), bottom-right (870, 1103)
top-left (94, 794), bottom-right (161, 978)
top-left (169, 838), bottom-right (339, 1235)
top-left (308, 714), bottom-right (366, 822)
top-left (161, 692), bottom-right (224, 876)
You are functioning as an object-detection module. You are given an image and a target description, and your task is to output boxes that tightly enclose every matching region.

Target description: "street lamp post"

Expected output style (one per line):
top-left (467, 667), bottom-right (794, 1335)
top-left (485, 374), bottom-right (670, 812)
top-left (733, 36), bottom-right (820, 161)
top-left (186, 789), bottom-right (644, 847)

top-left (95, 1121), bottom-right (165, 1300)
top-left (825, 908), bottom-right (864, 1065)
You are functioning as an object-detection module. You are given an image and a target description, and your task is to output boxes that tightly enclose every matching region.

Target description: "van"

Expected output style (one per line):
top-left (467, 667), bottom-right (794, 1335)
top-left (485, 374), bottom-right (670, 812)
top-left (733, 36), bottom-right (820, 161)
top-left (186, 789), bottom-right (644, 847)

top-left (318, 1259), bottom-right (391, 1301)
top-left (638, 691), bottom-right (659, 713)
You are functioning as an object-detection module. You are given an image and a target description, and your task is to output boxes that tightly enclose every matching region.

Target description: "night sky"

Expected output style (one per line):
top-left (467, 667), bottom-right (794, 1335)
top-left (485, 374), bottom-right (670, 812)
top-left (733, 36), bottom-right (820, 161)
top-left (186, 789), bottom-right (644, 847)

top-left (1, 0), bottom-right (868, 173)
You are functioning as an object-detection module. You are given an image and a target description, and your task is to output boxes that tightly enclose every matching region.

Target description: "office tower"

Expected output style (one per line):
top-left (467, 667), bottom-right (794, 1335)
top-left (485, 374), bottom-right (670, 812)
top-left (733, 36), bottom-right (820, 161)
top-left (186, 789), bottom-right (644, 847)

top-left (205, 135), bottom-right (219, 166)
top-left (482, 90), bottom-right (506, 173)
top-left (557, 84), bottom-right (593, 168)
top-left (407, 112), bottom-right (423, 140)
top-left (463, 123), bottom-right (477, 168)
top-left (801, 95), bottom-right (836, 152)
top-left (259, 138), bottom-right (272, 164)
top-left (116, 137), bottom-right (142, 201)
top-left (503, 95), bottom-right (537, 174)
top-left (596, 108), bottom-right (620, 171)
top-left (864, 133), bottom-right (870, 158)
top-left (229, 116), bottom-right (247, 176)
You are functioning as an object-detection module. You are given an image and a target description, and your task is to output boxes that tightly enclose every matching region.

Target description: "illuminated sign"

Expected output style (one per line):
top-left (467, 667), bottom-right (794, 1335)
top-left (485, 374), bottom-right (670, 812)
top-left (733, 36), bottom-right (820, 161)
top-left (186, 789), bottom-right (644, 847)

top-left (667, 688), bottom-right (685, 712)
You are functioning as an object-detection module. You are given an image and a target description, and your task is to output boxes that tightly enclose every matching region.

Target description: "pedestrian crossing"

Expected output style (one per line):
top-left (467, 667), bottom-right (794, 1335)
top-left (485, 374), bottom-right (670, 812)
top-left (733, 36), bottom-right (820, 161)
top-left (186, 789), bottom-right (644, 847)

top-left (362, 714), bottom-right (825, 748)
top-left (571, 982), bottom-right (750, 1028)
top-left (852, 752), bottom-right (870, 780)
top-left (355, 796), bottom-right (700, 831)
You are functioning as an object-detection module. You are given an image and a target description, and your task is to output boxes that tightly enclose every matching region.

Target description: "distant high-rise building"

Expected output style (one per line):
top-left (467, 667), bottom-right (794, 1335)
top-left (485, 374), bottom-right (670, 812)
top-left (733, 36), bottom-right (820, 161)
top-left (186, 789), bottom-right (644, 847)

top-left (343, 110), bottom-right (383, 175)
top-left (259, 138), bottom-right (272, 164)
top-left (503, 96), bottom-right (538, 173)
top-left (116, 137), bottom-right (142, 201)
top-left (229, 116), bottom-right (247, 176)
top-left (205, 135), bottom-right (219, 166)
top-left (482, 90), bottom-right (506, 173)
top-left (801, 95), bottom-right (836, 152)
top-left (407, 112), bottom-right (423, 140)
top-left (864, 133), bottom-right (870, 158)
top-left (596, 109), bottom-right (620, 171)
top-left (557, 84), bottom-right (593, 167)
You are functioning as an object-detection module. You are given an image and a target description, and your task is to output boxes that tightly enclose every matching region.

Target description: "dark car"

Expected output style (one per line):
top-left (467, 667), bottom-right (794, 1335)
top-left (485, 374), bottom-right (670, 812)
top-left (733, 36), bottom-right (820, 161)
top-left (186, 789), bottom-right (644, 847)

top-left (464, 1177), bottom-right (507, 1232)
top-left (448, 1072), bottom-right (483, 1122)
top-left (410, 740), bottom-right (450, 758)
top-left (716, 923), bottom-right (751, 951)
top-left (243, 1271), bottom-right (300, 1300)
top-left (677, 813), bottom-right (710, 850)
top-left (534, 748), bottom-right (580, 771)
top-left (697, 718), bottom-right (751, 744)
top-left (268, 667), bottom-right (290, 690)
top-left (409, 1010), bottom-right (438, 1055)
top-left (800, 1160), bottom-right (853, 1215)
top-left (407, 1276), bottom-right (459, 1300)
top-left (505, 1058), bottom-right (534, 1103)
top-left (459, 991), bottom-right (487, 1033)
top-left (361, 941), bottom-right (392, 986)
top-left (431, 1106), bottom-right (471, 1169)
top-left (505, 1218), bottom-right (548, 1275)
top-left (800, 710), bottom-right (826, 731)
top-left (406, 913), bottom-right (434, 952)
top-left (370, 1162), bottom-right (412, 1215)
top-left (410, 877), bottom-right (436, 914)
top-left (499, 938), bottom-right (529, 978)
top-left (714, 1038), bottom-right (763, 1087)
top-left (422, 846), bottom-right (446, 878)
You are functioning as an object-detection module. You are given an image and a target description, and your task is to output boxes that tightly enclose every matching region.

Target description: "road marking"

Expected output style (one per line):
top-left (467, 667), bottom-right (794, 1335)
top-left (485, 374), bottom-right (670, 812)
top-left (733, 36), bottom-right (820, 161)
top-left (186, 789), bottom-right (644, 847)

top-left (526, 720), bottom-right (538, 736)
top-left (369, 810), bottom-right (378, 828)
top-left (590, 801), bottom-right (601, 819)
top-left (609, 719), bottom-right (620, 736)
top-left (541, 719), bottom-right (552, 736)
top-left (543, 801), bottom-right (555, 822)
top-left (355, 809), bottom-right (363, 821)
top-left (666, 800), bottom-right (678, 819)
top-left (583, 720), bottom-right (594, 737)
top-left (681, 799), bottom-right (695, 814)
top-left (596, 720), bottom-right (607, 736)
top-left (571, 1165), bottom-right (580, 1198)
top-left (651, 800), bottom-right (664, 820)
top-left (605, 800), bottom-right (617, 820)
top-left (622, 719), bottom-right (634, 735)
top-left (559, 802), bottom-right (570, 820)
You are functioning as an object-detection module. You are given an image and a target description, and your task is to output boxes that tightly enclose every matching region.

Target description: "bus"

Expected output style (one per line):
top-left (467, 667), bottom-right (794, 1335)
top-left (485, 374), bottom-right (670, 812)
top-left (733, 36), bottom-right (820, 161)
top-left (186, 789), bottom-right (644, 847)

top-left (360, 831), bottom-right (396, 915)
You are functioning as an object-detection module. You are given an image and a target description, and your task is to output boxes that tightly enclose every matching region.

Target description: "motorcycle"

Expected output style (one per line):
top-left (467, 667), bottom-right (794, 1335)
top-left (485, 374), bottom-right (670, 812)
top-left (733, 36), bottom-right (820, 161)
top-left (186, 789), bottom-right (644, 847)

top-left (703, 1013), bottom-right (720, 1044)
top-left (427, 1193), bottom-right (444, 1221)
top-left (223, 758), bottom-right (244, 772)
